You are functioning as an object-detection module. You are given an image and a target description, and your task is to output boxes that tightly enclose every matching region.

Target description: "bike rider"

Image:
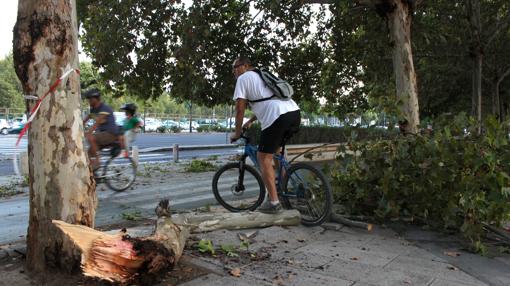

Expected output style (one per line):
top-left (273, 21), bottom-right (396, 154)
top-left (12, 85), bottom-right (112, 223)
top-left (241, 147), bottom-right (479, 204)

top-left (120, 103), bottom-right (142, 157)
top-left (230, 56), bottom-right (301, 214)
top-left (82, 88), bottom-right (123, 170)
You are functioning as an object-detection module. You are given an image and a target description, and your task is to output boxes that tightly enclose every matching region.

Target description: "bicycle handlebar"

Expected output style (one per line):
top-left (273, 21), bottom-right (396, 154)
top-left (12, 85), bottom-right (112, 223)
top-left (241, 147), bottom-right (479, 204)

top-left (233, 128), bottom-right (250, 143)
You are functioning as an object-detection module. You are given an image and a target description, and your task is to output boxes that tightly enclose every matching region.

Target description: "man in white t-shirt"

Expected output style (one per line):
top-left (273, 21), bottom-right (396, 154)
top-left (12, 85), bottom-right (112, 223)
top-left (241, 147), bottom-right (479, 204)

top-left (230, 56), bottom-right (301, 214)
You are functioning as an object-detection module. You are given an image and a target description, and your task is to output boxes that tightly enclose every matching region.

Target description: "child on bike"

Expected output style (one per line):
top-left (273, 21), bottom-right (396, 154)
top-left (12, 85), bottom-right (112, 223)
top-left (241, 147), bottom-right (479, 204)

top-left (120, 103), bottom-right (143, 157)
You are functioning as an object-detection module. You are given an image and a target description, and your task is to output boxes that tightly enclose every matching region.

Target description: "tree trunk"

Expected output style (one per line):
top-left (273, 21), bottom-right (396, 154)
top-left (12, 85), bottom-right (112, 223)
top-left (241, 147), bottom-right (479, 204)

top-left (493, 84), bottom-right (500, 119)
top-left (13, 0), bottom-right (96, 273)
top-left (494, 67), bottom-right (510, 121)
top-left (474, 53), bottom-right (483, 125)
top-left (386, 0), bottom-right (420, 134)
top-left (466, 0), bottom-right (483, 127)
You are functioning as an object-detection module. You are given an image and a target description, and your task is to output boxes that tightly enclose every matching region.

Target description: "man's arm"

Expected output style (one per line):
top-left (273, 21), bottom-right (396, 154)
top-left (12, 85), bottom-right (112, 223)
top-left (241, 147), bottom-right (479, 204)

top-left (83, 114), bottom-right (90, 126)
top-left (86, 114), bottom-right (107, 135)
top-left (231, 98), bottom-right (248, 142)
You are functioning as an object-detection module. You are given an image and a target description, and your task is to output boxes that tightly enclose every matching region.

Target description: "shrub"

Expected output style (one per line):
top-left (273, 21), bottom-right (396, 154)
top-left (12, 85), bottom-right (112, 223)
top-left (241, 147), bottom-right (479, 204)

top-left (170, 125), bottom-right (181, 133)
top-left (156, 126), bottom-right (167, 133)
top-left (197, 125), bottom-right (230, 133)
top-left (331, 113), bottom-right (510, 251)
top-left (185, 159), bottom-right (216, 172)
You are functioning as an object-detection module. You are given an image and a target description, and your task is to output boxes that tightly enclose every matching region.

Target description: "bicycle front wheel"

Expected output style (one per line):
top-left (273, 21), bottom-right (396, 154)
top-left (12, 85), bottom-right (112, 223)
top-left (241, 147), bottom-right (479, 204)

top-left (212, 163), bottom-right (265, 212)
top-left (282, 162), bottom-right (332, 226)
top-left (104, 156), bottom-right (137, 192)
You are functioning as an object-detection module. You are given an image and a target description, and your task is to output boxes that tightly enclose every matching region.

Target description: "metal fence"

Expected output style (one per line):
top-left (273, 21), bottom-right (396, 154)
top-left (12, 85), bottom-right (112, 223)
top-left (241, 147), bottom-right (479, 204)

top-left (2, 106), bottom-right (390, 129)
top-left (0, 108), bottom-right (25, 120)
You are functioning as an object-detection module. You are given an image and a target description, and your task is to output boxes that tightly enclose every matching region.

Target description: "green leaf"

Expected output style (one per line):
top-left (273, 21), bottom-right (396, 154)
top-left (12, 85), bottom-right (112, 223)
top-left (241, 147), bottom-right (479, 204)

top-left (198, 239), bottom-right (215, 255)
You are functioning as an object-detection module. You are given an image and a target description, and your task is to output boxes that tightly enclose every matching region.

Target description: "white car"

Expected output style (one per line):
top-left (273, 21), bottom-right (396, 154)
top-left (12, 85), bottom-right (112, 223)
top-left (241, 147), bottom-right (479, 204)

top-left (143, 118), bottom-right (162, 132)
top-left (0, 119), bottom-right (11, 135)
top-left (179, 120), bottom-right (199, 130)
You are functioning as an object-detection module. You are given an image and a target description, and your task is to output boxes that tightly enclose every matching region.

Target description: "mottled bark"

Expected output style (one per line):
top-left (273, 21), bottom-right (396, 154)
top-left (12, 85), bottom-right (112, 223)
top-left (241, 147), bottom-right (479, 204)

top-left (171, 209), bottom-right (301, 232)
top-left (13, 0), bottom-right (96, 272)
top-left (386, 0), bottom-right (420, 134)
top-left (492, 67), bottom-right (510, 120)
top-left (466, 0), bottom-right (482, 128)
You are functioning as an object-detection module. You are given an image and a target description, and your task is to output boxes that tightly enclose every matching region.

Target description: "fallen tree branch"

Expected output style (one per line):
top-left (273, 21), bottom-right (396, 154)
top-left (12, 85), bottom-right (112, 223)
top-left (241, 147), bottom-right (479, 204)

top-left (330, 213), bottom-right (373, 231)
top-left (483, 222), bottom-right (510, 243)
top-left (171, 209), bottom-right (301, 232)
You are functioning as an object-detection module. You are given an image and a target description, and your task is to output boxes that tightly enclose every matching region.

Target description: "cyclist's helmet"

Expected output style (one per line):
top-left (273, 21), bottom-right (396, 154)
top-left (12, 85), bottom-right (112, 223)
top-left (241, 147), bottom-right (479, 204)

top-left (120, 103), bottom-right (137, 114)
top-left (82, 88), bottom-right (101, 99)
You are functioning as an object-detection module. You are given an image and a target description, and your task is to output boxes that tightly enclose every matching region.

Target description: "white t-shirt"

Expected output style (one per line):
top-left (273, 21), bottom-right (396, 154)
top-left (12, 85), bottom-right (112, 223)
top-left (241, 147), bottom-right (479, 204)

top-left (233, 71), bottom-right (300, 130)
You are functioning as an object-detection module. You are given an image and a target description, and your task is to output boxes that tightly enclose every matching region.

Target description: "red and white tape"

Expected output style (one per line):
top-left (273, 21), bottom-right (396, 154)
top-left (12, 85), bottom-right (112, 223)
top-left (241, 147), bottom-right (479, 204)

top-left (16, 68), bottom-right (80, 146)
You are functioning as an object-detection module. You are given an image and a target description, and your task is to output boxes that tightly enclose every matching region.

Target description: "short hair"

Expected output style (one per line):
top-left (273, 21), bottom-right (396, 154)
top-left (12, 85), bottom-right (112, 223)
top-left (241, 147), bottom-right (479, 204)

top-left (235, 56), bottom-right (252, 66)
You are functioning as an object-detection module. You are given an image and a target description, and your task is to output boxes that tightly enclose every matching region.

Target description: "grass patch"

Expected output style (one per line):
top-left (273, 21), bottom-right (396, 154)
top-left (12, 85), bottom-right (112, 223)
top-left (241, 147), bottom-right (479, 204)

top-left (185, 160), bottom-right (216, 173)
top-left (0, 185), bottom-right (23, 197)
top-left (121, 210), bottom-right (143, 221)
top-left (207, 155), bottom-right (219, 161)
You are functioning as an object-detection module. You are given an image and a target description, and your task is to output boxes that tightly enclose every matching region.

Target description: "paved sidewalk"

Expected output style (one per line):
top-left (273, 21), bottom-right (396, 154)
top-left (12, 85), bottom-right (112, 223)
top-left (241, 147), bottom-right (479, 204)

top-left (180, 224), bottom-right (508, 286)
top-left (1, 221), bottom-right (509, 285)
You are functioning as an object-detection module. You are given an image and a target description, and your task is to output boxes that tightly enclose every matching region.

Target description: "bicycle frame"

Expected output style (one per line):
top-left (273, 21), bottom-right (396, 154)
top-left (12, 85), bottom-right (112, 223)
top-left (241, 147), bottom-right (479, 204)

top-left (238, 135), bottom-right (299, 197)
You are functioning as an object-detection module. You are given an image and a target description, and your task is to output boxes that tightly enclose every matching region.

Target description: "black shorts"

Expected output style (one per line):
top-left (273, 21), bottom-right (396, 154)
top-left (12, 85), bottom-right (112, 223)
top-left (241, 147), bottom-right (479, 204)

top-left (258, 110), bottom-right (300, 154)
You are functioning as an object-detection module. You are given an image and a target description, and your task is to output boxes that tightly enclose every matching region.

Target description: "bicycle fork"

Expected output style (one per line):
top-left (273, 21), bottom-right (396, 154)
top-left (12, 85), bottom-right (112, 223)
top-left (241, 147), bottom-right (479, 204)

top-left (236, 157), bottom-right (247, 193)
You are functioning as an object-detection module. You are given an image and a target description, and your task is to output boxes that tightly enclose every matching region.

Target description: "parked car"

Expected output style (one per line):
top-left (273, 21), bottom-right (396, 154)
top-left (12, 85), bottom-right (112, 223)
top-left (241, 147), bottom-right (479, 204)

top-left (197, 118), bottom-right (218, 127)
top-left (0, 119), bottom-right (11, 135)
top-left (161, 119), bottom-right (179, 128)
top-left (178, 119), bottom-right (199, 131)
top-left (114, 111), bottom-right (126, 127)
top-left (143, 118), bottom-right (162, 132)
top-left (10, 116), bottom-right (27, 127)
top-left (6, 123), bottom-right (24, 134)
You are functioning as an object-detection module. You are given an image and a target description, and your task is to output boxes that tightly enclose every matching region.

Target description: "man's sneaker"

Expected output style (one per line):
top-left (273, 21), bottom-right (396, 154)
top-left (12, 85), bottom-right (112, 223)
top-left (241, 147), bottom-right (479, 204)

top-left (257, 201), bottom-right (283, 214)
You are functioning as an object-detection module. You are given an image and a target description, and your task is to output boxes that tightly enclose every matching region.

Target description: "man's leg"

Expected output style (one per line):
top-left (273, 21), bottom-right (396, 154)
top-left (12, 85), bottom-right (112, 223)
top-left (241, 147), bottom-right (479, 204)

top-left (86, 132), bottom-right (100, 168)
top-left (258, 151), bottom-right (278, 202)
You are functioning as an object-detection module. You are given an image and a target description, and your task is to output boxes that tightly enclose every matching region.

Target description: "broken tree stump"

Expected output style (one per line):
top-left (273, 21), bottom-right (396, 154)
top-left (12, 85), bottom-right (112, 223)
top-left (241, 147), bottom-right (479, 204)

top-left (53, 219), bottom-right (179, 284)
top-left (52, 200), bottom-right (301, 284)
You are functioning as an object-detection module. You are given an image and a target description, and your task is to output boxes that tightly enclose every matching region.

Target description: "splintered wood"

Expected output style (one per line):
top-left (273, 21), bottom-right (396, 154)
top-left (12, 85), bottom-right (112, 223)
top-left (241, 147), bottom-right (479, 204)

top-left (53, 220), bottom-right (177, 284)
top-left (83, 234), bottom-right (144, 282)
top-left (52, 200), bottom-right (301, 284)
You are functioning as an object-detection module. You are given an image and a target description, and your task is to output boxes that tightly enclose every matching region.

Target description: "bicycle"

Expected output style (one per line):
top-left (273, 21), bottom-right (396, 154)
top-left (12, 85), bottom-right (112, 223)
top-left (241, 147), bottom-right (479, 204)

top-left (94, 142), bottom-right (137, 192)
top-left (212, 129), bottom-right (332, 226)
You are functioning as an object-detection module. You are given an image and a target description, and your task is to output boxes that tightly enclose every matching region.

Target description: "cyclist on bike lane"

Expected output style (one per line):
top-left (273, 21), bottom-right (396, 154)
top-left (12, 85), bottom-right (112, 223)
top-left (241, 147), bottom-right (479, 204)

top-left (83, 88), bottom-right (122, 170)
top-left (230, 56), bottom-right (301, 214)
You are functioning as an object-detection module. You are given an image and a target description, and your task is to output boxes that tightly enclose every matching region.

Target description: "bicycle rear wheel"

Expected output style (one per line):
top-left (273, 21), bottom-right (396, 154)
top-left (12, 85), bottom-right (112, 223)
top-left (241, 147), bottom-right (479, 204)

top-left (282, 162), bottom-right (332, 226)
top-left (104, 156), bottom-right (137, 192)
top-left (212, 162), bottom-right (265, 212)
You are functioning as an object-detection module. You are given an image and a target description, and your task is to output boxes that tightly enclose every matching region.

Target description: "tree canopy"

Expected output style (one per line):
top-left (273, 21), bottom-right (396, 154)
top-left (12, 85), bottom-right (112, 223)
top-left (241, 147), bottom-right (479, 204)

top-left (0, 53), bottom-right (24, 109)
top-left (77, 0), bottom-right (510, 120)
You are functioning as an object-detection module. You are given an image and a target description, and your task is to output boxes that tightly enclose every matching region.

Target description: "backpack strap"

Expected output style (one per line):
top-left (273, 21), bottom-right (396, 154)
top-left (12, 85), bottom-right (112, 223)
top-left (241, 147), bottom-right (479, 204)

top-left (247, 68), bottom-right (275, 103)
top-left (248, 94), bottom-right (277, 103)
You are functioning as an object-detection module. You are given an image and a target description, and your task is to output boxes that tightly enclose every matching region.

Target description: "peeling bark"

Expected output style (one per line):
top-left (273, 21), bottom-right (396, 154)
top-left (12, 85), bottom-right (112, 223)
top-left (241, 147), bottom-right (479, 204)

top-left (13, 0), bottom-right (96, 273)
top-left (386, 0), bottom-right (420, 134)
top-left (466, 0), bottom-right (483, 127)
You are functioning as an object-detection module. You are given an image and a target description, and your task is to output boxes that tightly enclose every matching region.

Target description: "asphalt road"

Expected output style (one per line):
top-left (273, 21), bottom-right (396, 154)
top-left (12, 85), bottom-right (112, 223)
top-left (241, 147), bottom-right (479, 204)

top-left (0, 170), bottom-right (223, 245)
top-left (0, 132), bottom-right (238, 176)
